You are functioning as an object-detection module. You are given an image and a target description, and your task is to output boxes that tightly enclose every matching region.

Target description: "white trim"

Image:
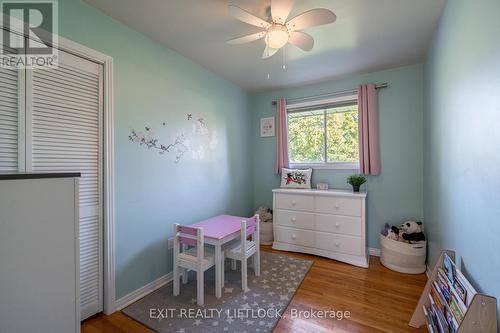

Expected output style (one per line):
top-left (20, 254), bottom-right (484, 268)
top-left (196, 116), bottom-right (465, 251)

top-left (286, 94), bottom-right (358, 110)
top-left (102, 57), bottom-right (115, 315)
top-left (115, 273), bottom-right (173, 311)
top-left (368, 247), bottom-right (381, 257)
top-left (2, 13), bottom-right (116, 316)
top-left (426, 265), bottom-right (431, 278)
top-left (290, 162), bottom-right (360, 170)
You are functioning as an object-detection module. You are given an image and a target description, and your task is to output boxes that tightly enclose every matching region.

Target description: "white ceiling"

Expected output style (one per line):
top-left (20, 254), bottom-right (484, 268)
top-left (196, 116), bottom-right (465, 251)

top-left (84, 0), bottom-right (446, 92)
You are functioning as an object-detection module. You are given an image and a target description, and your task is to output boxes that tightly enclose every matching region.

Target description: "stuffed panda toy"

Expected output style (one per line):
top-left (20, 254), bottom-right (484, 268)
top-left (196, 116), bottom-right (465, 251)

top-left (255, 207), bottom-right (273, 223)
top-left (399, 220), bottom-right (425, 243)
top-left (388, 226), bottom-right (403, 241)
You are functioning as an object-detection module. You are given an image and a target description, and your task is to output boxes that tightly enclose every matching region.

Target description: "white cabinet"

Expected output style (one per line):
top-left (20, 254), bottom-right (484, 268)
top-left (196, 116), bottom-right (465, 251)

top-left (0, 173), bottom-right (80, 333)
top-left (272, 188), bottom-right (368, 268)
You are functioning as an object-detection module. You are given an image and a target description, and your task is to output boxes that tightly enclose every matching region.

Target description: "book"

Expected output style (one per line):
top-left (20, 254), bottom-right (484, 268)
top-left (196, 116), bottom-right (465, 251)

top-left (431, 282), bottom-right (446, 313)
top-left (437, 268), bottom-right (451, 300)
top-left (424, 306), bottom-right (438, 333)
top-left (453, 276), bottom-right (467, 304)
top-left (449, 294), bottom-right (465, 322)
top-left (443, 253), bottom-right (456, 283)
top-left (446, 308), bottom-right (458, 332)
top-left (429, 294), bottom-right (449, 333)
top-left (433, 303), bottom-right (449, 333)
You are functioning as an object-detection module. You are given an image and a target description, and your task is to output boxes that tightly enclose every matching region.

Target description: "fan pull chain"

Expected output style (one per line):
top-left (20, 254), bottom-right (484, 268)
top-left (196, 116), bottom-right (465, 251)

top-left (282, 47), bottom-right (287, 70)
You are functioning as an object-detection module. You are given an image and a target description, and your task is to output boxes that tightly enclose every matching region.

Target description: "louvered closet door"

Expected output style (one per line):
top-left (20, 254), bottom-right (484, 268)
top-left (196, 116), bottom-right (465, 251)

top-left (0, 43), bottom-right (23, 172)
top-left (27, 50), bottom-right (103, 320)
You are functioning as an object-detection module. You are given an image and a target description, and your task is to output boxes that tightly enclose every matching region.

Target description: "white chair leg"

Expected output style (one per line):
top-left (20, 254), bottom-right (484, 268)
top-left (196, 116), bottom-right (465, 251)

top-left (197, 269), bottom-right (204, 306)
top-left (241, 258), bottom-right (248, 291)
top-left (231, 259), bottom-right (237, 270)
top-left (255, 252), bottom-right (261, 276)
top-left (221, 258), bottom-right (225, 288)
top-left (182, 268), bottom-right (188, 284)
top-left (173, 264), bottom-right (180, 296)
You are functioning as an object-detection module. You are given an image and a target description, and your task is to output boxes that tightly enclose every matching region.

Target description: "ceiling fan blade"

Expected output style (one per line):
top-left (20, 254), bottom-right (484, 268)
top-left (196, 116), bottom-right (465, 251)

top-left (228, 4), bottom-right (271, 29)
top-left (262, 46), bottom-right (279, 59)
top-left (227, 31), bottom-right (266, 44)
top-left (286, 8), bottom-right (336, 31)
top-left (288, 31), bottom-right (314, 51)
top-left (271, 0), bottom-right (294, 25)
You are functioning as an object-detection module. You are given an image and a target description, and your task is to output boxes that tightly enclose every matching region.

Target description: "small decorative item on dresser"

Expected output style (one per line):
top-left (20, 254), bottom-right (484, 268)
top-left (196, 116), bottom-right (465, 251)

top-left (280, 168), bottom-right (312, 189)
top-left (347, 174), bottom-right (366, 192)
top-left (316, 182), bottom-right (329, 190)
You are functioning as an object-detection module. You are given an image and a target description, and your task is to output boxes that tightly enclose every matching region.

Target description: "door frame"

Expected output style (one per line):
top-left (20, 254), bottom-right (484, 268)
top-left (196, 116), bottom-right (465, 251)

top-left (2, 15), bottom-right (117, 315)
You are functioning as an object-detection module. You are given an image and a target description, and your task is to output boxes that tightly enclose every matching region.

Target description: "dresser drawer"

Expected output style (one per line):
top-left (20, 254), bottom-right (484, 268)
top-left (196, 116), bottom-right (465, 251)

top-left (315, 196), bottom-right (362, 216)
top-left (275, 193), bottom-right (314, 212)
top-left (275, 226), bottom-right (315, 248)
top-left (275, 209), bottom-right (314, 229)
top-left (315, 213), bottom-right (362, 236)
top-left (315, 232), bottom-right (363, 256)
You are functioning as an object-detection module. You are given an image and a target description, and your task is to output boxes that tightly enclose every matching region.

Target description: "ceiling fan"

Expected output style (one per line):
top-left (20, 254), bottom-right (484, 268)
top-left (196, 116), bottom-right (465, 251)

top-left (226, 0), bottom-right (337, 59)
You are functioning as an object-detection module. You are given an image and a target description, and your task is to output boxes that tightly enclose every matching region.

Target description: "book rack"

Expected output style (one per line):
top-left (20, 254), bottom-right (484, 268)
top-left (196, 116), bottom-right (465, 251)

top-left (410, 250), bottom-right (497, 332)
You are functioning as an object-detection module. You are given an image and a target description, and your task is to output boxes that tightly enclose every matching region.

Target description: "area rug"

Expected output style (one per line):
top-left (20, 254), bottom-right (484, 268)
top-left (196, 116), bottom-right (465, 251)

top-left (123, 251), bottom-right (313, 333)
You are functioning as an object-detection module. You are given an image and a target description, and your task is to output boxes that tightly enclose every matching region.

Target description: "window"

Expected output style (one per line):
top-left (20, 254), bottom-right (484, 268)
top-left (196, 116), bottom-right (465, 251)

top-left (287, 97), bottom-right (359, 169)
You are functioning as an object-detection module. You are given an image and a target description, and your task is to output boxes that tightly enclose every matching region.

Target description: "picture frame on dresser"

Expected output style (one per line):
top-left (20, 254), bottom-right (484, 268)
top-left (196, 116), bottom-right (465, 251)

top-left (272, 188), bottom-right (368, 268)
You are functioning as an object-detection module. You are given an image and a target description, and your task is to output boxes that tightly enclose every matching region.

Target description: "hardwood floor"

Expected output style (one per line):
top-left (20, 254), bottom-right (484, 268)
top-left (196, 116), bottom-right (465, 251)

top-left (82, 246), bottom-right (427, 333)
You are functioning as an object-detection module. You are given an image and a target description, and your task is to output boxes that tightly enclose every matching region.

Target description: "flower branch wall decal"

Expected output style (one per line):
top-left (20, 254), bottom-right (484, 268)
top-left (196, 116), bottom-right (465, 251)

top-left (128, 114), bottom-right (217, 163)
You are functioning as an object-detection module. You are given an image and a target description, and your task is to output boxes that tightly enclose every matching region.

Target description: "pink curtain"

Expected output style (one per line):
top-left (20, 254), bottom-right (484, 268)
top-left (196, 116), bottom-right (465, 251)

top-left (275, 97), bottom-right (289, 174)
top-left (358, 84), bottom-right (381, 175)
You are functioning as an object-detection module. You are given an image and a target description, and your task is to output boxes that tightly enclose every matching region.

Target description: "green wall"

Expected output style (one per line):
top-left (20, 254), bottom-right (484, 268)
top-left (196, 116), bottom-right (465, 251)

top-left (423, 0), bottom-right (500, 322)
top-left (58, 0), bottom-right (253, 299)
top-left (251, 64), bottom-right (424, 249)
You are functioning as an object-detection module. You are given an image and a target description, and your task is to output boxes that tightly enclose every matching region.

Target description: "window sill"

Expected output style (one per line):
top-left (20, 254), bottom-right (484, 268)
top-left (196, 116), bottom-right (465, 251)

top-left (289, 163), bottom-right (360, 171)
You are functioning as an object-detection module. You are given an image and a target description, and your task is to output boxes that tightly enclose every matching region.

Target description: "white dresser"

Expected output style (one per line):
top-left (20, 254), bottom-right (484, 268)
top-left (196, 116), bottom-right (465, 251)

top-left (272, 188), bottom-right (368, 268)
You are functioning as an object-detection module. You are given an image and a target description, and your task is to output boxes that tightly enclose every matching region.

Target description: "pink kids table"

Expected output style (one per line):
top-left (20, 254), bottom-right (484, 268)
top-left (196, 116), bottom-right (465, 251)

top-left (189, 215), bottom-right (259, 298)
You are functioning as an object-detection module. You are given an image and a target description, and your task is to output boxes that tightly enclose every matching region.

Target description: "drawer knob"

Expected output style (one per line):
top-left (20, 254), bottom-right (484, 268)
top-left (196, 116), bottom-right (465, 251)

top-left (292, 234), bottom-right (297, 239)
top-left (335, 242), bottom-right (340, 247)
top-left (291, 200), bottom-right (297, 206)
top-left (291, 217), bottom-right (297, 223)
top-left (334, 204), bottom-right (340, 209)
top-left (335, 223), bottom-right (340, 228)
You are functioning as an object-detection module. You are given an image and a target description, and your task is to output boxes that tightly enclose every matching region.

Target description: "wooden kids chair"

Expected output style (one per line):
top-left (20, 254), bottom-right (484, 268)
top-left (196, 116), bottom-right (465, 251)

top-left (173, 224), bottom-right (222, 306)
top-left (225, 215), bottom-right (260, 291)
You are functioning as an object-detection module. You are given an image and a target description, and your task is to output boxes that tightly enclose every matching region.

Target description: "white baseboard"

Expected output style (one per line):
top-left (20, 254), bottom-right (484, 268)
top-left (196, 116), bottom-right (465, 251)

top-left (115, 272), bottom-right (172, 311)
top-left (425, 265), bottom-right (431, 278)
top-left (368, 247), bottom-right (381, 257)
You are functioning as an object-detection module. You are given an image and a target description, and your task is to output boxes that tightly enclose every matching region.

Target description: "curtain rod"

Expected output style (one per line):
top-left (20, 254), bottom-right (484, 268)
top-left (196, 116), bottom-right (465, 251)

top-left (271, 83), bottom-right (388, 105)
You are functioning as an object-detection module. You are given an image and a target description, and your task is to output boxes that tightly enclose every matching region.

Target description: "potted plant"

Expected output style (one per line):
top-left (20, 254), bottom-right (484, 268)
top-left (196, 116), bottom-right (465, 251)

top-left (347, 174), bottom-right (366, 192)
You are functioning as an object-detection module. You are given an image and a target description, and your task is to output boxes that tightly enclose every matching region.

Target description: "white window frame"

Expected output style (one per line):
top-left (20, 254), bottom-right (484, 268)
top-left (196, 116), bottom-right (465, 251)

top-left (287, 94), bottom-right (360, 170)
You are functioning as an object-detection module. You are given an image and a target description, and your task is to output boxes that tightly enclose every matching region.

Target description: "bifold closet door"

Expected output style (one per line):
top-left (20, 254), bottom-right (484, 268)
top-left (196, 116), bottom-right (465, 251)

top-left (0, 43), bottom-right (23, 172)
top-left (27, 50), bottom-right (103, 320)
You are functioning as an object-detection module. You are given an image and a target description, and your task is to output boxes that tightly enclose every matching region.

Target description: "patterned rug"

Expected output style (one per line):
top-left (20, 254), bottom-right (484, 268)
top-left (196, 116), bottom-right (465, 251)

top-left (123, 251), bottom-right (313, 333)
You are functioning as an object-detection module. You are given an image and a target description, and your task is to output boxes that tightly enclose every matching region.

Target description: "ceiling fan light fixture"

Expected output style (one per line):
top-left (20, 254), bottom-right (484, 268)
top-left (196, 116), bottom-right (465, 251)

top-left (265, 24), bottom-right (289, 49)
